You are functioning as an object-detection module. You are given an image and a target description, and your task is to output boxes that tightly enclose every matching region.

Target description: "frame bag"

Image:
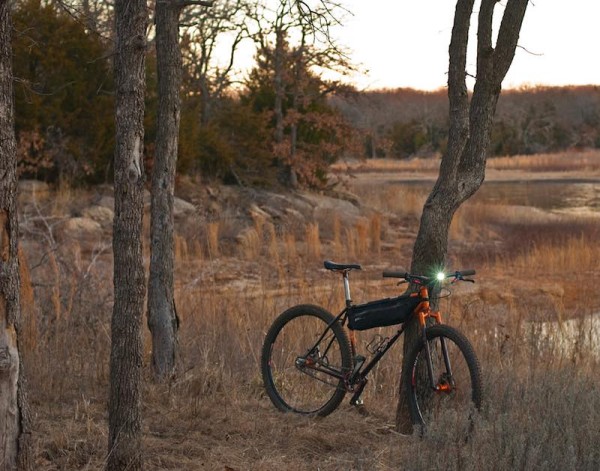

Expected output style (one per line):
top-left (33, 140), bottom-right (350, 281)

top-left (347, 295), bottom-right (420, 331)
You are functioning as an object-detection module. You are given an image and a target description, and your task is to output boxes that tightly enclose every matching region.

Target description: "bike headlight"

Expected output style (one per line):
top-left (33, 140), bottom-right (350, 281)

top-left (436, 272), bottom-right (446, 281)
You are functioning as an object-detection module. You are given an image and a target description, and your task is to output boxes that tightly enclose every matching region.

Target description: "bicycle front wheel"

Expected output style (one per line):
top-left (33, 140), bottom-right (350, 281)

top-left (403, 324), bottom-right (482, 427)
top-left (261, 304), bottom-right (352, 416)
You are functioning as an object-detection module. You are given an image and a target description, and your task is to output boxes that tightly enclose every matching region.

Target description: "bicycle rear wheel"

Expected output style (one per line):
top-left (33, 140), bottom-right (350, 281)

top-left (403, 324), bottom-right (482, 428)
top-left (261, 304), bottom-right (352, 416)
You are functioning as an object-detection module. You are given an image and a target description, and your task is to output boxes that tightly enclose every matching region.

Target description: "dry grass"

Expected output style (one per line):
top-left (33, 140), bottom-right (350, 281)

top-left (21, 166), bottom-right (600, 470)
top-left (353, 185), bottom-right (428, 220)
top-left (487, 149), bottom-right (600, 173)
top-left (331, 157), bottom-right (441, 174)
top-left (332, 149), bottom-right (600, 177)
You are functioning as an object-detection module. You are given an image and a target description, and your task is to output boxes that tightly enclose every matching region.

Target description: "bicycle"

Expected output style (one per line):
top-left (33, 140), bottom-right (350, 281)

top-left (260, 260), bottom-right (482, 427)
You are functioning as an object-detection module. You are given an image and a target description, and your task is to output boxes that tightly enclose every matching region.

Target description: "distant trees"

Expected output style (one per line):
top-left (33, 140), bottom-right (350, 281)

top-left (0, 2), bottom-right (32, 469)
top-left (13, 0), bottom-right (114, 183)
top-left (395, 0), bottom-right (529, 432)
top-left (107, 0), bottom-right (147, 469)
top-left (243, 40), bottom-right (355, 187)
top-left (332, 85), bottom-right (600, 160)
top-left (245, 0), bottom-right (355, 187)
top-left (10, 0), bottom-right (356, 189)
top-left (180, 0), bottom-right (250, 127)
top-left (12, 0), bottom-right (599, 192)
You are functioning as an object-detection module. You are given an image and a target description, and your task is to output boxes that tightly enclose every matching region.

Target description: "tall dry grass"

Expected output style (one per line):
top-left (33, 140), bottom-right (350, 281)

top-left (487, 149), bottom-right (600, 172)
top-left (333, 149), bottom-right (600, 175)
top-left (22, 177), bottom-right (600, 470)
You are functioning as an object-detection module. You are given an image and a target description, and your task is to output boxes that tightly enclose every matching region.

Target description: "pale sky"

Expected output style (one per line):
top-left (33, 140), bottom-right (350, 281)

top-left (328, 1), bottom-right (600, 90)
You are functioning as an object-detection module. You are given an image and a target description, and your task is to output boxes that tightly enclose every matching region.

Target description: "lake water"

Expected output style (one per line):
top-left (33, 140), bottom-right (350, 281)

top-left (474, 180), bottom-right (600, 213)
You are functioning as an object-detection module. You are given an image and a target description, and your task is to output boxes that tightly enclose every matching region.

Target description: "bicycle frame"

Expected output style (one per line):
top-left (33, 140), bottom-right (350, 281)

top-left (297, 281), bottom-right (456, 404)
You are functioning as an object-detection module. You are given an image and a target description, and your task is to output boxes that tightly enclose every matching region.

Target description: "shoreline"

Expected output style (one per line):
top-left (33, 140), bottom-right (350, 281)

top-left (337, 169), bottom-right (600, 185)
top-left (331, 151), bottom-right (600, 184)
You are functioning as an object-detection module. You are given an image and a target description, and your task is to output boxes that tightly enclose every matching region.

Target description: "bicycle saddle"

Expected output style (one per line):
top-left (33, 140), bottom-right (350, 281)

top-left (324, 260), bottom-right (362, 271)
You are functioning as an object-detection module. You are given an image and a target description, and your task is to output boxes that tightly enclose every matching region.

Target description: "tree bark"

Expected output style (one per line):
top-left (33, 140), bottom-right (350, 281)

top-left (0, 2), bottom-right (32, 469)
top-left (273, 28), bottom-right (285, 146)
top-left (396, 0), bottom-right (528, 433)
top-left (273, 28), bottom-right (292, 185)
top-left (107, 0), bottom-right (147, 469)
top-left (148, 0), bottom-right (181, 381)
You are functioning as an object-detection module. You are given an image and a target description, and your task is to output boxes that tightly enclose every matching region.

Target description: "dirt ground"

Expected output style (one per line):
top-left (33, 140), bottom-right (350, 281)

top-left (19, 152), bottom-right (600, 470)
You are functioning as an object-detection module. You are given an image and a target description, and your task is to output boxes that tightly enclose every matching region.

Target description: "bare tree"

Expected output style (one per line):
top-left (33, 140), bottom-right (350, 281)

top-left (51, 0), bottom-right (115, 38)
top-left (107, 0), bottom-right (147, 469)
top-left (0, 3), bottom-right (32, 470)
top-left (396, 0), bottom-right (529, 432)
top-left (180, 0), bottom-right (250, 126)
top-left (147, 0), bottom-right (212, 380)
top-left (248, 0), bottom-right (352, 186)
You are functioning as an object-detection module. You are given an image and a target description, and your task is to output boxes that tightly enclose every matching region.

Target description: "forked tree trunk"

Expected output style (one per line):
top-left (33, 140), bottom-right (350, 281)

top-left (107, 0), bottom-right (147, 469)
top-left (148, 0), bottom-right (181, 381)
top-left (0, 2), bottom-right (31, 469)
top-left (396, 0), bottom-right (529, 433)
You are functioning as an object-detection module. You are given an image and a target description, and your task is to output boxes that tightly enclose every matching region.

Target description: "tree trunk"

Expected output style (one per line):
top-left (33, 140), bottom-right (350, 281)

top-left (199, 76), bottom-right (211, 126)
top-left (273, 28), bottom-right (292, 185)
top-left (288, 37), bottom-right (306, 189)
top-left (107, 0), bottom-right (147, 469)
top-left (396, 0), bottom-right (528, 433)
top-left (0, 2), bottom-right (32, 469)
top-left (273, 29), bottom-right (285, 146)
top-left (148, 0), bottom-right (181, 381)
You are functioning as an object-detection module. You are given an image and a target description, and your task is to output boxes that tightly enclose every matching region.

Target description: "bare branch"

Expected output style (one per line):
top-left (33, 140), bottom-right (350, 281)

top-left (179, 0), bottom-right (214, 7)
top-left (476, 0), bottom-right (496, 80)
top-left (516, 44), bottom-right (543, 56)
top-left (493, 0), bottom-right (529, 83)
top-left (445, 0), bottom-right (474, 172)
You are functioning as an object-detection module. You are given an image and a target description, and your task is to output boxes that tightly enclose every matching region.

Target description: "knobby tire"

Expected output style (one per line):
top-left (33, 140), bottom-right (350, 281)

top-left (402, 324), bottom-right (482, 428)
top-left (261, 304), bottom-right (352, 416)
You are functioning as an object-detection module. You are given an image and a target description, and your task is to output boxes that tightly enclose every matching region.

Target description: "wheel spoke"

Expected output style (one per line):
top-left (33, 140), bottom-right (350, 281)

top-left (262, 306), bottom-right (351, 416)
top-left (407, 325), bottom-right (482, 428)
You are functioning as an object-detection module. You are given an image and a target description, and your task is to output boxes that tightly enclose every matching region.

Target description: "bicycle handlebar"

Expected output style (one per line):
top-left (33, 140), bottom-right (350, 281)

top-left (382, 270), bottom-right (409, 279)
top-left (382, 269), bottom-right (476, 283)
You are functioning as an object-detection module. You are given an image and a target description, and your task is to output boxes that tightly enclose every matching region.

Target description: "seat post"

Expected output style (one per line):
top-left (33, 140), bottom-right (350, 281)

top-left (342, 270), bottom-right (352, 307)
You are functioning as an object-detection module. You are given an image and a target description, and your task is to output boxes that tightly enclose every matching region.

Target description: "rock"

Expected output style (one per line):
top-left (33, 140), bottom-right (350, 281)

top-left (96, 196), bottom-right (115, 210)
top-left (57, 217), bottom-right (104, 246)
top-left (300, 192), bottom-right (361, 218)
top-left (249, 203), bottom-right (271, 221)
top-left (283, 207), bottom-right (305, 223)
top-left (173, 197), bottom-right (196, 217)
top-left (81, 205), bottom-right (114, 226)
top-left (63, 217), bottom-right (102, 233)
top-left (18, 180), bottom-right (51, 204)
top-left (298, 191), bottom-right (362, 238)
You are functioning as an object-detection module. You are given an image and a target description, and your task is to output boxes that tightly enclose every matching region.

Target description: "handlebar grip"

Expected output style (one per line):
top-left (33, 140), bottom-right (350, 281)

top-left (383, 271), bottom-right (407, 279)
top-left (458, 269), bottom-right (476, 277)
